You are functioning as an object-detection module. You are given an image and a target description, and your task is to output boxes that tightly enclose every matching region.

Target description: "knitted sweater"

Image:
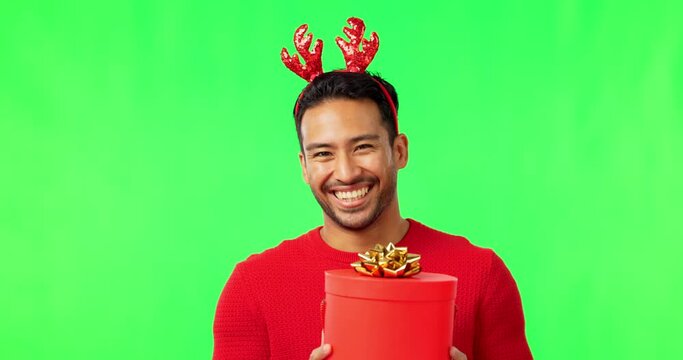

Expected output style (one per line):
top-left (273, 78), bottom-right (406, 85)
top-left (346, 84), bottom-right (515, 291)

top-left (213, 219), bottom-right (532, 359)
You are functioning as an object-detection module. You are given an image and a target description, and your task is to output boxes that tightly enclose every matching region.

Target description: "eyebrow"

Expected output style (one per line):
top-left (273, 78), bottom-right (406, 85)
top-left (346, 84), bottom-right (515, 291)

top-left (305, 142), bottom-right (332, 152)
top-left (304, 134), bottom-right (381, 152)
top-left (350, 134), bottom-right (381, 143)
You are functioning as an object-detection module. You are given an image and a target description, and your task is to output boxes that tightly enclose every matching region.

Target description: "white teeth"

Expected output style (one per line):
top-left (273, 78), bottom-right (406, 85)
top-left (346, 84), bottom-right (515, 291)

top-left (334, 187), bottom-right (369, 201)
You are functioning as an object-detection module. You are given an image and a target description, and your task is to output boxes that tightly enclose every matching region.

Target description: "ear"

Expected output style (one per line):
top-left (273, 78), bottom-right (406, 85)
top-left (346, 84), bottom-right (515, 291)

top-left (299, 152), bottom-right (310, 184)
top-left (393, 134), bottom-right (408, 169)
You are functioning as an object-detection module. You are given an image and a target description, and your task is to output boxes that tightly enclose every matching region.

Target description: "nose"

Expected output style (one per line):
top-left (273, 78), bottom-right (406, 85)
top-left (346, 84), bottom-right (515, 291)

top-left (334, 152), bottom-right (362, 184)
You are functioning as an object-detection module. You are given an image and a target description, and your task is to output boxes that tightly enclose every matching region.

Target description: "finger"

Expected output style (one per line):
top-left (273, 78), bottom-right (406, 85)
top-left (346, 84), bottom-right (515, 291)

top-left (450, 346), bottom-right (467, 360)
top-left (309, 344), bottom-right (331, 360)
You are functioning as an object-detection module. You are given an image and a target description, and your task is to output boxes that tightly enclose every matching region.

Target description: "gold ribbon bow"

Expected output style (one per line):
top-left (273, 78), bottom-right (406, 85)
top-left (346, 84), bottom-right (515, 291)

top-left (351, 243), bottom-right (421, 278)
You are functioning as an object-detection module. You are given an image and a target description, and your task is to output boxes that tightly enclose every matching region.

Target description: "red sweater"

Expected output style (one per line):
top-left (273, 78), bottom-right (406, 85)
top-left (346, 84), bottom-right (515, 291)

top-left (213, 219), bottom-right (532, 359)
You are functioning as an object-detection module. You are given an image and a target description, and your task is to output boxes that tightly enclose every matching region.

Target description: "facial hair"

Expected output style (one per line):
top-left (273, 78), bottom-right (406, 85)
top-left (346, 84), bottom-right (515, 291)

top-left (310, 170), bottom-right (397, 230)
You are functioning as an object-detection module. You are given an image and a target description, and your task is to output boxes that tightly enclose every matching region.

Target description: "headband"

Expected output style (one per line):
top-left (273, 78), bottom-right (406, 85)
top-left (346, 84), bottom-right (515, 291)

top-left (281, 17), bottom-right (398, 133)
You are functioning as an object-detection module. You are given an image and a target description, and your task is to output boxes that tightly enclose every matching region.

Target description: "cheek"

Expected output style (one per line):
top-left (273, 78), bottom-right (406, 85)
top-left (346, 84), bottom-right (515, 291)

top-left (362, 152), bottom-right (392, 173)
top-left (307, 163), bottom-right (332, 185)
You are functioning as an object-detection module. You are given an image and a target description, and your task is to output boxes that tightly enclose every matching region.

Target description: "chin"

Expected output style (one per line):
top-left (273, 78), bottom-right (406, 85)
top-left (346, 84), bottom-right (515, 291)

top-left (330, 210), bottom-right (379, 230)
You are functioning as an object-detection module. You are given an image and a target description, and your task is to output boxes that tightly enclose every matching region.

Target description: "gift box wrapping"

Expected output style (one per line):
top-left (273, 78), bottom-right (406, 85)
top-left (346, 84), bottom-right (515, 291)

top-left (324, 269), bottom-right (458, 359)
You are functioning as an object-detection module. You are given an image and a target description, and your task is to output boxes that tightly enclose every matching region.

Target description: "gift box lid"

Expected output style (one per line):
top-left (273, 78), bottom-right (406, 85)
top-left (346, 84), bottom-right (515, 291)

top-left (325, 269), bottom-right (457, 302)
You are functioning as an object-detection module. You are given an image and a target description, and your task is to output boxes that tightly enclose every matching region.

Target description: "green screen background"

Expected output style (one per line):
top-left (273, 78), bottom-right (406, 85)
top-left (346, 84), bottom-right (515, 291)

top-left (1, 0), bottom-right (681, 359)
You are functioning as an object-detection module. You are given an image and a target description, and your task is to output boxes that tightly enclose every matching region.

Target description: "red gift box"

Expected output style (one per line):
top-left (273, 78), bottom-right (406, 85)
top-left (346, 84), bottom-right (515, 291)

top-left (324, 269), bottom-right (458, 359)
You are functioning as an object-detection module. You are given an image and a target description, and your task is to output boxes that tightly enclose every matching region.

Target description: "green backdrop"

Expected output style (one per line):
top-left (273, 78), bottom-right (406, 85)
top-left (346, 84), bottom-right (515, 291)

top-left (1, 0), bottom-right (681, 359)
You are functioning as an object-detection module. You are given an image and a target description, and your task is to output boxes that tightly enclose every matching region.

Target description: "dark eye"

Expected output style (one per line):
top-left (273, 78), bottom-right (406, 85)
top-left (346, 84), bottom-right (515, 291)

top-left (313, 151), bottom-right (332, 158)
top-left (355, 144), bottom-right (373, 151)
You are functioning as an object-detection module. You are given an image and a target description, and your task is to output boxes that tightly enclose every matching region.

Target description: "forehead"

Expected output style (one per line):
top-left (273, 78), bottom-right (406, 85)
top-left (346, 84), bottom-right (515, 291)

top-left (300, 98), bottom-right (385, 144)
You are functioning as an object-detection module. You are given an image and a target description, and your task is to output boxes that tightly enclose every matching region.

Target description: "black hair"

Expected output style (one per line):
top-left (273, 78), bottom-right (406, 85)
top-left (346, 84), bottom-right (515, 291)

top-left (293, 71), bottom-right (399, 151)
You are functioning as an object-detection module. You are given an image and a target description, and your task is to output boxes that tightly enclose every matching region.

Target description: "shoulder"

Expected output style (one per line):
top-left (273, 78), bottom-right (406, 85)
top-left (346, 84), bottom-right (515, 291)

top-left (234, 227), bottom-right (319, 272)
top-left (407, 219), bottom-right (498, 274)
top-left (409, 219), bottom-right (493, 256)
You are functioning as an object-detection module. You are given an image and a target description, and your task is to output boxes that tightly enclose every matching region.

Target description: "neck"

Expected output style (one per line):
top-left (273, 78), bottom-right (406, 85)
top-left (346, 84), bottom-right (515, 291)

top-left (320, 199), bottom-right (409, 253)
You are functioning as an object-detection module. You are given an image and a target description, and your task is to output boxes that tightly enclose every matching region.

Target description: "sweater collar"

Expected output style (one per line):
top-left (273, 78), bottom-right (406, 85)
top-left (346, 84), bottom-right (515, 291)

top-left (304, 218), bottom-right (424, 264)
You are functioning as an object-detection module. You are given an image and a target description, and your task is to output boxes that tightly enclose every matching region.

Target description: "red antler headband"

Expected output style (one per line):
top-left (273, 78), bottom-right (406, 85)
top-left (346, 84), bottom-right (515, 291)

top-left (281, 17), bottom-right (398, 133)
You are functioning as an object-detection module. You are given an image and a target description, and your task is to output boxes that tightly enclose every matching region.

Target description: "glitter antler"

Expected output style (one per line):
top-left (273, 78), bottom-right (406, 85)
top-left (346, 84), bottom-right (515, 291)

top-left (335, 17), bottom-right (380, 73)
top-left (281, 24), bottom-right (324, 82)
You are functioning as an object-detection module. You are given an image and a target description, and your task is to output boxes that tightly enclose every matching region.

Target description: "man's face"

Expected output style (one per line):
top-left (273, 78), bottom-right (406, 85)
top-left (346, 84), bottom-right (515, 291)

top-left (298, 98), bottom-right (407, 230)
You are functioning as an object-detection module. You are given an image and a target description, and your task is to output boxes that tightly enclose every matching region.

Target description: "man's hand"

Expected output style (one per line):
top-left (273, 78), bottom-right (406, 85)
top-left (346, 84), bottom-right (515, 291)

top-left (309, 343), bottom-right (331, 360)
top-left (450, 346), bottom-right (467, 360)
top-left (309, 331), bottom-right (332, 360)
top-left (309, 343), bottom-right (466, 360)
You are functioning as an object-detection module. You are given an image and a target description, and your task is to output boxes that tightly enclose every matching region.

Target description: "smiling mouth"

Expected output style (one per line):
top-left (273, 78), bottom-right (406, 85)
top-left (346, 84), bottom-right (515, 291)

top-left (333, 186), bottom-right (370, 202)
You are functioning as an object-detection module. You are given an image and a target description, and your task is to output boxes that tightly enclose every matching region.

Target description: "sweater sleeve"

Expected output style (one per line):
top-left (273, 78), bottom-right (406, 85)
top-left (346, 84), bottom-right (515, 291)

top-left (213, 262), bottom-right (270, 360)
top-left (473, 252), bottom-right (533, 360)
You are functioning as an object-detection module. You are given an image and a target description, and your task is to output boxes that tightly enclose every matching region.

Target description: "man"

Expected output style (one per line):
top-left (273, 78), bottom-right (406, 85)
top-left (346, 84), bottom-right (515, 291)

top-left (212, 71), bottom-right (533, 359)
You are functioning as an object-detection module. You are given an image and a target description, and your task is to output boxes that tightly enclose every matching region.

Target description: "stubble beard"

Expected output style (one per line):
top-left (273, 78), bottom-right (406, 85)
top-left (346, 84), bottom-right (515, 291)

top-left (311, 171), bottom-right (397, 231)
